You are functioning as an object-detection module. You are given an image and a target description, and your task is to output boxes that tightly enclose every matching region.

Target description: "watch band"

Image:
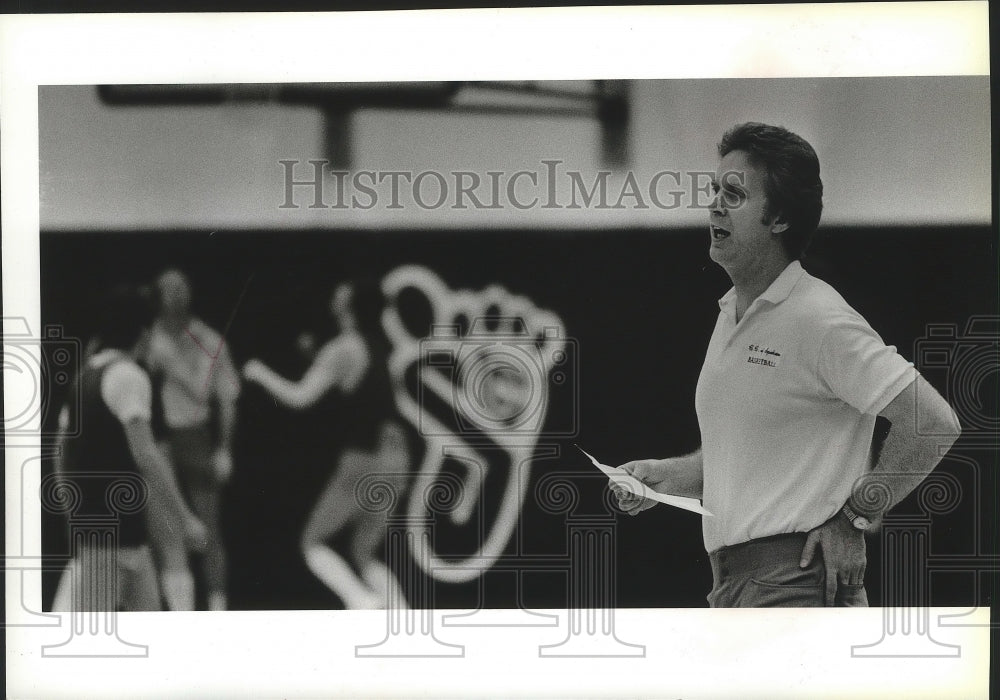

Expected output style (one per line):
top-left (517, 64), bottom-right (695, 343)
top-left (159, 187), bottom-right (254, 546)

top-left (841, 503), bottom-right (872, 531)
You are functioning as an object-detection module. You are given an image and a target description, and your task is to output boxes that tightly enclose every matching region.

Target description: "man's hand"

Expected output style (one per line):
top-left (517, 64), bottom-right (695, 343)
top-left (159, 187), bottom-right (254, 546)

top-left (212, 447), bottom-right (233, 483)
top-left (183, 513), bottom-right (209, 553)
top-left (800, 512), bottom-right (866, 607)
top-left (612, 459), bottom-right (669, 516)
top-left (242, 358), bottom-right (267, 385)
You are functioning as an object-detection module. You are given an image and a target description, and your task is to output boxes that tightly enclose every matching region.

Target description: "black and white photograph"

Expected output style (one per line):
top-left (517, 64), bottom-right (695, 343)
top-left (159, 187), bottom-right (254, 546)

top-left (3, 5), bottom-right (993, 698)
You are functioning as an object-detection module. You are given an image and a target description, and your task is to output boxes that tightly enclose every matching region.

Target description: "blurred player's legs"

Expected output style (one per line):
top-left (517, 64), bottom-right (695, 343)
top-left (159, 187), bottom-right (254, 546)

top-left (145, 466), bottom-right (197, 611)
top-left (117, 546), bottom-right (161, 610)
top-left (355, 423), bottom-right (410, 608)
top-left (303, 545), bottom-right (383, 609)
top-left (159, 568), bottom-right (196, 611)
top-left (188, 487), bottom-right (225, 611)
top-left (167, 426), bottom-right (227, 610)
top-left (301, 422), bottom-right (410, 609)
top-left (360, 557), bottom-right (408, 611)
top-left (52, 544), bottom-right (160, 612)
top-left (301, 450), bottom-right (382, 609)
top-left (51, 561), bottom-right (74, 612)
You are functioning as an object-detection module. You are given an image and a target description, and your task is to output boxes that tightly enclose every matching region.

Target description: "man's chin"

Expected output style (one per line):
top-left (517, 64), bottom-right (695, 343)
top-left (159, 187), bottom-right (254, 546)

top-left (708, 247), bottom-right (737, 275)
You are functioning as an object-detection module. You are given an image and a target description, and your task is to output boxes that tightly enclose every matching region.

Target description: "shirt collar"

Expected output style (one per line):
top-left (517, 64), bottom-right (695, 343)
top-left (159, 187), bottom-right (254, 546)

top-left (717, 287), bottom-right (737, 311)
top-left (717, 260), bottom-right (805, 311)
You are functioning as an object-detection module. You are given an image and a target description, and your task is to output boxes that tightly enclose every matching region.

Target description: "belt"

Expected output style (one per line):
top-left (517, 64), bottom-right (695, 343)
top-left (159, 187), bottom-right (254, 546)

top-left (709, 532), bottom-right (809, 580)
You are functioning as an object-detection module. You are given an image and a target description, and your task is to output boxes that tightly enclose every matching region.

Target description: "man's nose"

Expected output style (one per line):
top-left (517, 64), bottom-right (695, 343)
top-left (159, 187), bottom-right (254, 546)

top-left (710, 191), bottom-right (726, 216)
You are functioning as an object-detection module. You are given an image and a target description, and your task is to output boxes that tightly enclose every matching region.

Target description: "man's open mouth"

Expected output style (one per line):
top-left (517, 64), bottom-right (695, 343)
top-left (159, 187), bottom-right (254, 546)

top-left (710, 225), bottom-right (731, 240)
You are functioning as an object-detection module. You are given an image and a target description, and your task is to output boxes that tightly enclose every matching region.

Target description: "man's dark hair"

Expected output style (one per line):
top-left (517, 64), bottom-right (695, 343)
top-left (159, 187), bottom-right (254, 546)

top-left (95, 284), bottom-right (156, 350)
top-left (718, 122), bottom-right (824, 259)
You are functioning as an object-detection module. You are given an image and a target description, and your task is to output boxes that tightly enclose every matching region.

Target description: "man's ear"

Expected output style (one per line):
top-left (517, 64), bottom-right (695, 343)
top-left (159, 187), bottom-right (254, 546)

top-left (770, 214), bottom-right (790, 235)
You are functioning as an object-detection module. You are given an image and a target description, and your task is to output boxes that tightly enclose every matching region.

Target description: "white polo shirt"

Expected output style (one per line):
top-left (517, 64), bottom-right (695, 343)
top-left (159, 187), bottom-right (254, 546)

top-left (148, 318), bottom-right (240, 429)
top-left (695, 261), bottom-right (916, 552)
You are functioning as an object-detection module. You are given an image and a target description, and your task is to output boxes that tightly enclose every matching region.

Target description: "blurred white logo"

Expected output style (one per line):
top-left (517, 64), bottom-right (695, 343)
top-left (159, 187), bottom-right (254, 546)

top-left (381, 266), bottom-right (575, 583)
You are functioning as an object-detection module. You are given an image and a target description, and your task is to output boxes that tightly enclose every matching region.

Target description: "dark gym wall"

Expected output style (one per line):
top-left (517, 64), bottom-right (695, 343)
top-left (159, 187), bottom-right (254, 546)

top-left (40, 224), bottom-right (997, 609)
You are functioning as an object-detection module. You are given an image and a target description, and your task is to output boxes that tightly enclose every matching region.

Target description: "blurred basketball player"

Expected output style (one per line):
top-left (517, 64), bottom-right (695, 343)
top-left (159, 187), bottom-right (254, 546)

top-left (52, 285), bottom-right (206, 612)
top-left (146, 269), bottom-right (240, 611)
top-left (243, 279), bottom-right (411, 609)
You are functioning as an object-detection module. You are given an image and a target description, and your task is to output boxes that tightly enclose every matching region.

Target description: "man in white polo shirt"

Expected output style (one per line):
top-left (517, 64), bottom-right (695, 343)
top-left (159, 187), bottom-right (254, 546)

top-left (614, 123), bottom-right (961, 607)
top-left (147, 269), bottom-right (240, 611)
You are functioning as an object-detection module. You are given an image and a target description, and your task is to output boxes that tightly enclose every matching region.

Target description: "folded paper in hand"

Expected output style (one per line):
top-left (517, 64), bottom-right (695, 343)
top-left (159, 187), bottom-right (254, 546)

top-left (576, 445), bottom-right (713, 516)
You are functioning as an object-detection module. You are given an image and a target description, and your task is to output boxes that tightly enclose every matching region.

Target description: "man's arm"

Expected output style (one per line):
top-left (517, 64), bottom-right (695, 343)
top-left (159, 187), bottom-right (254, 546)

top-left (614, 448), bottom-right (704, 515)
top-left (215, 396), bottom-right (236, 452)
top-left (216, 398), bottom-right (237, 452)
top-left (123, 417), bottom-right (206, 550)
top-left (851, 375), bottom-right (961, 517)
top-left (212, 397), bottom-right (238, 482)
top-left (128, 423), bottom-right (202, 611)
top-left (144, 441), bottom-right (196, 610)
top-left (800, 376), bottom-right (961, 604)
top-left (242, 358), bottom-right (336, 410)
top-left (211, 342), bottom-right (240, 482)
top-left (242, 339), bottom-right (353, 411)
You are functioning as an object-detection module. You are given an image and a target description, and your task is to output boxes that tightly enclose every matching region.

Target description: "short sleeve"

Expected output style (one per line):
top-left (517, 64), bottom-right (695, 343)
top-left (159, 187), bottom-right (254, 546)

top-left (101, 361), bottom-right (153, 424)
top-left (817, 314), bottom-right (916, 416)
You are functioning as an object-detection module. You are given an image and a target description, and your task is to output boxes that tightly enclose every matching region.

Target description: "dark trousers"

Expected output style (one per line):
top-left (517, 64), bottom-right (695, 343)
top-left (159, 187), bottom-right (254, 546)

top-left (707, 533), bottom-right (869, 608)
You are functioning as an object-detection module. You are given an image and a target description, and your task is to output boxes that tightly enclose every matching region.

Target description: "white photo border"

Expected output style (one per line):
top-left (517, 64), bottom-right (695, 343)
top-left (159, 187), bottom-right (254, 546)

top-left (3, 4), bottom-right (991, 698)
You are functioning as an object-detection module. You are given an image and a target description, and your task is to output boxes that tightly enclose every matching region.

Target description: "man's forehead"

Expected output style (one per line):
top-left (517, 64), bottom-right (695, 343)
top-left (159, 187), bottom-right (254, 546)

top-left (715, 150), bottom-right (764, 183)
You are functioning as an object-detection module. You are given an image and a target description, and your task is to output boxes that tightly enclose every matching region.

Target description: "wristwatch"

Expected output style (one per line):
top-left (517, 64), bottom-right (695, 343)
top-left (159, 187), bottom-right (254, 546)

top-left (840, 503), bottom-right (873, 531)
